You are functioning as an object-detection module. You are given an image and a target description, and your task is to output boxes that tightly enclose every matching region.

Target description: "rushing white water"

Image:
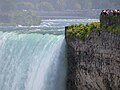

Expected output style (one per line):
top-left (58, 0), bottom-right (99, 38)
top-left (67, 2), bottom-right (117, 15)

top-left (0, 19), bottom-right (99, 90)
top-left (0, 31), bottom-right (66, 90)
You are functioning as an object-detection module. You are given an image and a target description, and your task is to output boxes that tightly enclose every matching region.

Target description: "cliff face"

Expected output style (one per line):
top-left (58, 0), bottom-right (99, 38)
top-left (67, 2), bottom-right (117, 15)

top-left (66, 30), bottom-right (120, 90)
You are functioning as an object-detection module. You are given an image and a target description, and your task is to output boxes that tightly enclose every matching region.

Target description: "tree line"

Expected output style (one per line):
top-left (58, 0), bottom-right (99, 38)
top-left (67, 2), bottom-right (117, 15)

top-left (0, 0), bottom-right (120, 26)
top-left (0, 0), bottom-right (119, 12)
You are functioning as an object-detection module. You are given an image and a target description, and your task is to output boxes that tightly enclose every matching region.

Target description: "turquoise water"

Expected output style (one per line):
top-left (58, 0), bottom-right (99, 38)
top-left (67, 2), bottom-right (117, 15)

top-left (0, 32), bottom-right (66, 90)
top-left (0, 19), bottom-right (99, 90)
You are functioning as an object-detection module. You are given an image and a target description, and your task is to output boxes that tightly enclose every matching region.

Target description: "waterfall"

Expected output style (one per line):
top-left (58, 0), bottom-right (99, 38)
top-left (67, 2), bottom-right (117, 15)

top-left (0, 31), bottom-right (66, 90)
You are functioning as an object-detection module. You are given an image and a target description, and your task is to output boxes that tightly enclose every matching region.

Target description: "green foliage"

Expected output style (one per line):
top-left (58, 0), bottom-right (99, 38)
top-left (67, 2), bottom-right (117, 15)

top-left (66, 22), bottom-right (100, 40)
top-left (100, 15), bottom-right (119, 20)
top-left (100, 15), bottom-right (120, 33)
top-left (87, 22), bottom-right (100, 30)
top-left (66, 21), bottom-right (120, 40)
top-left (105, 24), bottom-right (120, 33)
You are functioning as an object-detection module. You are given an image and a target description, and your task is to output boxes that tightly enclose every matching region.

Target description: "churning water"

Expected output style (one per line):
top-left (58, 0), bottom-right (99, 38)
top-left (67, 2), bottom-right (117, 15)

top-left (0, 19), bottom-right (99, 90)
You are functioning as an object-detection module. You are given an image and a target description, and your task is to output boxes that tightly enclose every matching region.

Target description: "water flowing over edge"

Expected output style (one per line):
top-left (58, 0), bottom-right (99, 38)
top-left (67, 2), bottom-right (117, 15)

top-left (0, 31), bottom-right (67, 90)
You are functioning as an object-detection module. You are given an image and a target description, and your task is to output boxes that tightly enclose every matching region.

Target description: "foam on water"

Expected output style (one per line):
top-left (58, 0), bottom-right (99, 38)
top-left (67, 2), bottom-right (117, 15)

top-left (0, 19), bottom-right (99, 90)
top-left (0, 18), bottom-right (99, 33)
top-left (0, 31), bottom-right (66, 90)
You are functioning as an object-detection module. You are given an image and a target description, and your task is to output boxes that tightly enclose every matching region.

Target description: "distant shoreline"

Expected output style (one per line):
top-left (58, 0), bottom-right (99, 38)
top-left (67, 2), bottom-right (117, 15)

top-left (38, 16), bottom-right (98, 19)
top-left (38, 10), bottom-right (101, 19)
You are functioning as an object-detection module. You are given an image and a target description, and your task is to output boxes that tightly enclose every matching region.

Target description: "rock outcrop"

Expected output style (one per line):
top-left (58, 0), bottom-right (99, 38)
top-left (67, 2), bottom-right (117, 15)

top-left (65, 30), bottom-right (120, 90)
top-left (100, 15), bottom-right (120, 28)
top-left (100, 9), bottom-right (120, 28)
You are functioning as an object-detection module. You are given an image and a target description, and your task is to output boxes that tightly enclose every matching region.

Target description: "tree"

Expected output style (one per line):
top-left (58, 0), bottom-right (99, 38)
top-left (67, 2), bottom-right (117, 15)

top-left (15, 2), bottom-right (35, 10)
top-left (37, 1), bottom-right (55, 11)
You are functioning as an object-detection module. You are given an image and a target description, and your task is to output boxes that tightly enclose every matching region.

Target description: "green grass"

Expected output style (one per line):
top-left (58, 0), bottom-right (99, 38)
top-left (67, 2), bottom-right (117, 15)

top-left (66, 22), bottom-right (120, 40)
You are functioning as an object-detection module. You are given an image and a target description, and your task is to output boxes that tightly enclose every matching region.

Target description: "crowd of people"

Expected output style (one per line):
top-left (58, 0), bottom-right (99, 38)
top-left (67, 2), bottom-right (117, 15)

top-left (101, 9), bottom-right (120, 16)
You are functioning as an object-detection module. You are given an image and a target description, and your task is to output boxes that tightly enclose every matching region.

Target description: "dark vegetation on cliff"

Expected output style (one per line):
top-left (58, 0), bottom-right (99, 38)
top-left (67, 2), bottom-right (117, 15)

top-left (66, 22), bottom-right (120, 40)
top-left (66, 22), bottom-right (100, 39)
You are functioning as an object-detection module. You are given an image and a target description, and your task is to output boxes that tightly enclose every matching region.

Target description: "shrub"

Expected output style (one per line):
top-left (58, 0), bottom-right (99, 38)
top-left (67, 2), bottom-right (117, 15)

top-left (66, 22), bottom-right (100, 40)
top-left (106, 24), bottom-right (120, 33)
top-left (66, 21), bottom-right (120, 40)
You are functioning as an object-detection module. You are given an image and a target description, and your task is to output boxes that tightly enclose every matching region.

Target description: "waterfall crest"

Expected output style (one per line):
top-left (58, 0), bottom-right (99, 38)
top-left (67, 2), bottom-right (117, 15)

top-left (0, 31), bottom-right (66, 90)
